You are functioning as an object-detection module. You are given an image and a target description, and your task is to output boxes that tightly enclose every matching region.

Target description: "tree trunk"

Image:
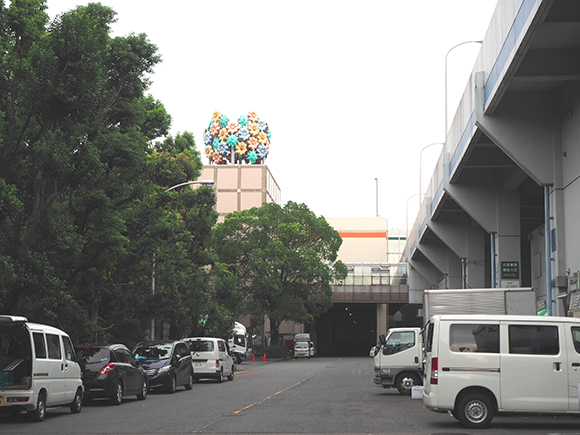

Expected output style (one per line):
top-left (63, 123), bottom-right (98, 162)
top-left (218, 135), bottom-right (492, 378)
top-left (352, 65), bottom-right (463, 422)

top-left (269, 317), bottom-right (281, 347)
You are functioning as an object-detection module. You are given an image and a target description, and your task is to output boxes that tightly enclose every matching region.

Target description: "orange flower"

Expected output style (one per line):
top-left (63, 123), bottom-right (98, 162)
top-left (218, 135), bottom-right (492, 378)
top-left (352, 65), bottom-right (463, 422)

top-left (210, 122), bottom-right (221, 137)
top-left (226, 121), bottom-right (240, 135)
top-left (248, 111), bottom-right (259, 123)
top-left (212, 151), bottom-right (223, 164)
top-left (247, 137), bottom-right (258, 150)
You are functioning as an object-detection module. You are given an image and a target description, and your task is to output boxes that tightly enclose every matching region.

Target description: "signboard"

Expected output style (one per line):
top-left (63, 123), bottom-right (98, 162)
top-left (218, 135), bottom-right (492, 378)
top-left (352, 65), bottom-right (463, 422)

top-left (501, 262), bottom-right (519, 280)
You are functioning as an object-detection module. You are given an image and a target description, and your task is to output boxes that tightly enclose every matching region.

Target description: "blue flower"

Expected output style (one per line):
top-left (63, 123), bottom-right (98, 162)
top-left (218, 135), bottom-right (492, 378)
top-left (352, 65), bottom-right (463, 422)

top-left (218, 142), bottom-right (229, 156)
top-left (257, 120), bottom-right (267, 132)
top-left (257, 144), bottom-right (268, 159)
top-left (203, 131), bottom-right (213, 146)
top-left (238, 127), bottom-right (250, 142)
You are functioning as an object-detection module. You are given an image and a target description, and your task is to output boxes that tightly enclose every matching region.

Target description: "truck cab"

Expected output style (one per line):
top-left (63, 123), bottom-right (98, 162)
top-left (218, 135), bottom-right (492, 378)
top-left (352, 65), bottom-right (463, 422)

top-left (373, 327), bottom-right (423, 395)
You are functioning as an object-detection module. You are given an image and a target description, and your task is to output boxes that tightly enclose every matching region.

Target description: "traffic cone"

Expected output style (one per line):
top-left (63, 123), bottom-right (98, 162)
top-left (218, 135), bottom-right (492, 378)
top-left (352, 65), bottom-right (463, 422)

top-left (252, 353), bottom-right (255, 361)
top-left (263, 353), bottom-right (266, 362)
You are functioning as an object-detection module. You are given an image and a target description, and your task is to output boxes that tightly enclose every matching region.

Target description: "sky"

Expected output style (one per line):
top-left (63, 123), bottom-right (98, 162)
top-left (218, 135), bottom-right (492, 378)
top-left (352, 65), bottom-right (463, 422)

top-left (45, 0), bottom-right (499, 230)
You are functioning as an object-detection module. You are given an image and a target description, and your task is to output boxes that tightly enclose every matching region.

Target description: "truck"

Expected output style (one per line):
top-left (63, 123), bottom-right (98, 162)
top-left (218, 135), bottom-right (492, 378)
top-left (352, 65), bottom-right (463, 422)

top-left (372, 287), bottom-right (537, 395)
top-left (228, 322), bottom-right (248, 364)
top-left (294, 333), bottom-right (316, 358)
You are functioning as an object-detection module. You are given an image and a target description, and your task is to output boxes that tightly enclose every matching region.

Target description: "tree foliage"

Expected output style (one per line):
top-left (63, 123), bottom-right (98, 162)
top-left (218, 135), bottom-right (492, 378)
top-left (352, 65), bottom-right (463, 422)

top-left (212, 201), bottom-right (348, 345)
top-left (0, 1), bottom-right (217, 346)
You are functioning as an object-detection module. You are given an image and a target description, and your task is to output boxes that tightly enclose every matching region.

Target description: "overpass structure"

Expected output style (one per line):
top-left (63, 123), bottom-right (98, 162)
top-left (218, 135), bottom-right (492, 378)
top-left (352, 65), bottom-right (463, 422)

top-left (405, 0), bottom-right (580, 317)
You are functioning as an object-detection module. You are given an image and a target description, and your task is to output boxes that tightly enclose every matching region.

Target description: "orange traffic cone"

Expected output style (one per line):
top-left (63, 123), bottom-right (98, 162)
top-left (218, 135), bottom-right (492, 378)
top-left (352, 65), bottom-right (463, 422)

top-left (252, 353), bottom-right (255, 361)
top-left (263, 353), bottom-right (266, 362)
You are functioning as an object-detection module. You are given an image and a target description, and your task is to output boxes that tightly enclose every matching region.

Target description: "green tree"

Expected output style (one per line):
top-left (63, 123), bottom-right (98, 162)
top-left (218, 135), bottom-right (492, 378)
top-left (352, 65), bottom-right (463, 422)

top-left (211, 201), bottom-right (348, 346)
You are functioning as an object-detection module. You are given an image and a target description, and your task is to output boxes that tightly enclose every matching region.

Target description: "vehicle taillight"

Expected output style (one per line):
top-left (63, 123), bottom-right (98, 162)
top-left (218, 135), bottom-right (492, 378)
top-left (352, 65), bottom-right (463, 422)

top-left (98, 363), bottom-right (116, 375)
top-left (215, 359), bottom-right (220, 368)
top-left (430, 357), bottom-right (438, 385)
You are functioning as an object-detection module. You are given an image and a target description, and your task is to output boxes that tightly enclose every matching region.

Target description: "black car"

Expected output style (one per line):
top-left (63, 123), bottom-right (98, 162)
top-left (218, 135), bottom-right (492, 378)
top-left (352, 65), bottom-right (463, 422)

top-left (133, 340), bottom-right (193, 393)
top-left (75, 344), bottom-right (148, 405)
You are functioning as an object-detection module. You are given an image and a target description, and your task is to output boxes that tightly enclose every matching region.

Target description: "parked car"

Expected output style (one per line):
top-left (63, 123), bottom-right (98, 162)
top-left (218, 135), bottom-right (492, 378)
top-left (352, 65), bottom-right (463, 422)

top-left (75, 344), bottom-right (148, 405)
top-left (183, 337), bottom-right (234, 383)
top-left (133, 341), bottom-right (193, 393)
top-left (0, 315), bottom-right (83, 422)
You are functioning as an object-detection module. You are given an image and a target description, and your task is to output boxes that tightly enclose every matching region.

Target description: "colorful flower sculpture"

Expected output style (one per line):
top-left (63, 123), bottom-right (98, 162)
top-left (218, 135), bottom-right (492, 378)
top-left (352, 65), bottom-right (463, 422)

top-left (204, 111), bottom-right (271, 165)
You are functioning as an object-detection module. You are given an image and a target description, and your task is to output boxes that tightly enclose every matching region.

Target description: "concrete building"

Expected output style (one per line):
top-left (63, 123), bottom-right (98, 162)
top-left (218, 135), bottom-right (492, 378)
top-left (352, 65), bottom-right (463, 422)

top-left (405, 0), bottom-right (580, 319)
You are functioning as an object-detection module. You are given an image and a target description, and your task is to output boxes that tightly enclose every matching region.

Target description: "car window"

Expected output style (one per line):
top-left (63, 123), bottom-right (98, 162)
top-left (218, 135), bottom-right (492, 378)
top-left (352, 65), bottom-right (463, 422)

top-left (218, 341), bottom-right (225, 352)
top-left (189, 340), bottom-right (214, 352)
top-left (134, 344), bottom-right (172, 360)
top-left (46, 334), bottom-right (62, 359)
top-left (62, 336), bottom-right (76, 361)
top-left (33, 333), bottom-right (47, 359)
top-left (114, 349), bottom-right (128, 363)
top-left (176, 343), bottom-right (188, 357)
top-left (77, 347), bottom-right (110, 364)
top-left (572, 327), bottom-right (580, 353)
top-left (384, 331), bottom-right (415, 355)
top-left (122, 349), bottom-right (136, 364)
top-left (233, 334), bottom-right (245, 346)
top-left (509, 324), bottom-right (559, 355)
top-left (450, 324), bottom-right (499, 353)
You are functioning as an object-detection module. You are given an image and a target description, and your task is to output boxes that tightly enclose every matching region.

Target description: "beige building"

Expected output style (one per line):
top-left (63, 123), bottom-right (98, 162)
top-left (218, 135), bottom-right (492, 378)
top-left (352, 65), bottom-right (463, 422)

top-left (201, 165), bottom-right (280, 223)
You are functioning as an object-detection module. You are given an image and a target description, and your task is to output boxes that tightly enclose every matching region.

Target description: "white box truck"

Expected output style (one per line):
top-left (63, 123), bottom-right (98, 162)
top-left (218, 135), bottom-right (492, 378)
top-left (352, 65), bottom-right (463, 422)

top-left (372, 288), bottom-right (537, 395)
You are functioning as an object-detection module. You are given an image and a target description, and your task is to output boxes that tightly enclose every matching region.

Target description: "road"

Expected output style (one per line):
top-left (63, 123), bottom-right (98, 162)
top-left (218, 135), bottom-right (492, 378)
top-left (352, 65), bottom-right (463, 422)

top-left (2, 356), bottom-right (580, 434)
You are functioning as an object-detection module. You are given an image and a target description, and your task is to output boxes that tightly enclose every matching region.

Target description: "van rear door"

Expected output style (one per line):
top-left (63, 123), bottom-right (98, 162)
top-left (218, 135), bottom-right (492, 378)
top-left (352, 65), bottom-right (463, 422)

top-left (566, 325), bottom-right (580, 411)
top-left (500, 321), bottom-right (567, 412)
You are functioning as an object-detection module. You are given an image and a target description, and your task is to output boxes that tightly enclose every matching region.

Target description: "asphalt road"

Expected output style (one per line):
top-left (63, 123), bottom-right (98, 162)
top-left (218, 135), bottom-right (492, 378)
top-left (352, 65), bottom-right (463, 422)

top-left (2, 356), bottom-right (580, 434)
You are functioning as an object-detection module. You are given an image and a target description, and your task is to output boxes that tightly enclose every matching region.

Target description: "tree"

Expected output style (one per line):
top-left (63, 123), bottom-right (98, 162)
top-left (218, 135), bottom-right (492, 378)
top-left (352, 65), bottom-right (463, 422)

top-left (211, 201), bottom-right (348, 345)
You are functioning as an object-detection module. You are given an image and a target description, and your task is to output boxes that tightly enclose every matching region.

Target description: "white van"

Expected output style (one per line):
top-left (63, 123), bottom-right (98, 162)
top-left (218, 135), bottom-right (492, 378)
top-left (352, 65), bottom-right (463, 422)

top-left (182, 337), bottom-right (234, 383)
top-left (0, 315), bottom-right (83, 421)
top-left (423, 314), bottom-right (580, 428)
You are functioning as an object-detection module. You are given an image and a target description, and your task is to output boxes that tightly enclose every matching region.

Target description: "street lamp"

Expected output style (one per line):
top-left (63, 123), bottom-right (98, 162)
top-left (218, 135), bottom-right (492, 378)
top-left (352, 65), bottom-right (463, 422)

top-left (419, 143), bottom-right (444, 208)
top-left (445, 40), bottom-right (483, 136)
top-left (151, 179), bottom-right (215, 340)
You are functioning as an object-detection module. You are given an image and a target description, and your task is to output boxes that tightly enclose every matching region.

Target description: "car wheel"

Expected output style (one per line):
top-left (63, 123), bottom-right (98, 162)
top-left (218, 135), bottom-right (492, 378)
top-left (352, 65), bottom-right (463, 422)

top-left (137, 377), bottom-right (148, 400)
top-left (228, 367), bottom-right (234, 381)
top-left (184, 371), bottom-right (193, 390)
top-left (167, 375), bottom-right (177, 394)
top-left (29, 392), bottom-right (46, 422)
top-left (110, 381), bottom-right (123, 405)
top-left (70, 388), bottom-right (83, 414)
top-left (395, 372), bottom-right (421, 395)
top-left (216, 368), bottom-right (223, 383)
top-left (456, 393), bottom-right (495, 429)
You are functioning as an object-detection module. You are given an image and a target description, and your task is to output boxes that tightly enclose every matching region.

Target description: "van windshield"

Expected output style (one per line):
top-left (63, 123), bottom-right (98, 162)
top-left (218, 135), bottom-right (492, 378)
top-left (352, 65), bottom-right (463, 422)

top-left (189, 340), bottom-right (214, 352)
top-left (295, 342), bottom-right (308, 349)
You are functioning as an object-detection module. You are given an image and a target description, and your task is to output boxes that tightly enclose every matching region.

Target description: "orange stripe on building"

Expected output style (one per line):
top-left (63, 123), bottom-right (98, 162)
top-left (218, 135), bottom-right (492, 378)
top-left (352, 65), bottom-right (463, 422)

top-left (339, 232), bottom-right (387, 238)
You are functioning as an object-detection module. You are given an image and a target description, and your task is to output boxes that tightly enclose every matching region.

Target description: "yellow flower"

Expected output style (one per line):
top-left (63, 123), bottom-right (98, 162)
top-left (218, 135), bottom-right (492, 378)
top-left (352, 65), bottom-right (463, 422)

top-left (236, 142), bottom-right (247, 155)
top-left (219, 128), bottom-right (229, 142)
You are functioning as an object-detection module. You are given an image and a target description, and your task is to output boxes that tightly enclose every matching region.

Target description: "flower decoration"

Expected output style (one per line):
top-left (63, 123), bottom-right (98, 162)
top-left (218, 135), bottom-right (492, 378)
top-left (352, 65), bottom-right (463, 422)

top-left (257, 144), bottom-right (268, 159)
top-left (226, 121), bottom-right (240, 135)
top-left (238, 127), bottom-right (250, 142)
top-left (236, 142), bottom-right (247, 155)
top-left (218, 127), bottom-right (229, 142)
top-left (218, 142), bottom-right (229, 156)
top-left (247, 137), bottom-right (258, 150)
top-left (248, 122), bottom-right (260, 137)
top-left (227, 134), bottom-right (238, 147)
top-left (204, 111), bottom-right (271, 165)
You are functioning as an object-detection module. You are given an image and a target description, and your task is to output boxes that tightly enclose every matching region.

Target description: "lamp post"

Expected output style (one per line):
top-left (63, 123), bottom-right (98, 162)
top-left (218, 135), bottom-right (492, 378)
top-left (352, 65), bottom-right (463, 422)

top-left (419, 143), bottom-right (444, 208)
top-left (445, 40), bottom-right (483, 136)
top-left (150, 179), bottom-right (215, 340)
top-left (406, 192), bottom-right (424, 242)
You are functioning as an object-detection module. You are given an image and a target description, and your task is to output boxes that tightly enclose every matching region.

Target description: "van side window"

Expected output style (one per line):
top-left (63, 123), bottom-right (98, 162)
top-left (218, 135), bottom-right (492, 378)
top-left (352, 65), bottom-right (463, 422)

top-left (33, 333), bottom-right (47, 359)
top-left (450, 324), bottom-right (499, 353)
top-left (572, 327), bottom-right (580, 353)
top-left (509, 325), bottom-right (559, 355)
top-left (62, 336), bottom-right (75, 361)
top-left (384, 331), bottom-right (415, 355)
top-left (218, 341), bottom-right (226, 352)
top-left (46, 334), bottom-right (62, 359)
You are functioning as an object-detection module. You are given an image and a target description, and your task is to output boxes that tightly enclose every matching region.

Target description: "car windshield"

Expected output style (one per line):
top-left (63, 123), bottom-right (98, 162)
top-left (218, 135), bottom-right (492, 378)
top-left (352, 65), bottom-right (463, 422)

top-left (295, 342), bottom-right (308, 349)
top-left (76, 347), bottom-right (110, 364)
top-left (134, 344), bottom-right (172, 360)
top-left (189, 340), bottom-right (214, 352)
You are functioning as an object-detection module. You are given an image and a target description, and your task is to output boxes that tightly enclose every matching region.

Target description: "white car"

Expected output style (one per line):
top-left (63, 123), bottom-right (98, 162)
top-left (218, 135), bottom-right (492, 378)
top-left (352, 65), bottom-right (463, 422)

top-left (182, 337), bottom-right (234, 383)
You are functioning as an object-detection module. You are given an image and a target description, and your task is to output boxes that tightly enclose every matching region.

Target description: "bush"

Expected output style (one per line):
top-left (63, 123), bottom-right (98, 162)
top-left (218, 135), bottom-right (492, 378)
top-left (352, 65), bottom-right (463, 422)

top-left (263, 345), bottom-right (285, 359)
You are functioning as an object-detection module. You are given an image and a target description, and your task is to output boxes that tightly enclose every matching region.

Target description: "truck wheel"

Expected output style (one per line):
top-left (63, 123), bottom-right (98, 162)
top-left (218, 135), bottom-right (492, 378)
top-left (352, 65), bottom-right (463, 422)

top-left (395, 372), bottom-right (421, 395)
top-left (455, 393), bottom-right (494, 429)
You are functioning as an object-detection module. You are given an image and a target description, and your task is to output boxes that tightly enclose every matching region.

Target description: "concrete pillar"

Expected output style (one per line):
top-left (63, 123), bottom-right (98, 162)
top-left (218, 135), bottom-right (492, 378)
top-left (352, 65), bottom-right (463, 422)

top-left (376, 304), bottom-right (388, 343)
top-left (494, 191), bottom-right (521, 288)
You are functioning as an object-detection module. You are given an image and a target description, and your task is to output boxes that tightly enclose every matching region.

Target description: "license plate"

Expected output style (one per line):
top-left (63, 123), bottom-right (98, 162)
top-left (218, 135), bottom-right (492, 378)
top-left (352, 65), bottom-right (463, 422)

top-left (193, 362), bottom-right (203, 367)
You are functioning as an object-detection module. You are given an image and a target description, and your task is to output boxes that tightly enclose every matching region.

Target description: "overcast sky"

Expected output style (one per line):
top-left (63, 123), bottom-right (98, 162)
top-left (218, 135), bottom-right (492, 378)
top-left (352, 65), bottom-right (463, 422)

top-left (46, 0), bottom-right (498, 230)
